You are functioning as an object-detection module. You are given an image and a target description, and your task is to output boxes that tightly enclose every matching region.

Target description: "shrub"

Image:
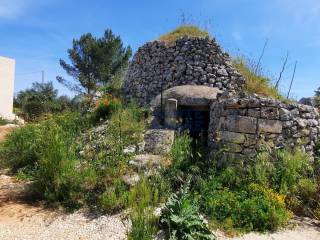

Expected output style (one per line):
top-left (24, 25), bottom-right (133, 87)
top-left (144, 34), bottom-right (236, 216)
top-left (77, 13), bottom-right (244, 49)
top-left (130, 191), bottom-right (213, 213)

top-left (161, 185), bottom-right (216, 240)
top-left (201, 181), bottom-right (290, 232)
top-left (15, 113), bottom-right (89, 207)
top-left (286, 178), bottom-right (320, 219)
top-left (21, 101), bottom-right (46, 121)
top-left (0, 112), bottom-right (88, 174)
top-left (233, 57), bottom-right (283, 100)
top-left (75, 104), bottom-right (145, 212)
top-left (0, 117), bottom-right (9, 126)
top-left (91, 93), bottom-right (122, 123)
top-left (107, 104), bottom-right (145, 149)
top-left (271, 149), bottom-right (313, 194)
top-left (0, 124), bottom-right (42, 172)
top-left (196, 148), bottom-right (317, 232)
top-left (159, 25), bottom-right (209, 43)
top-left (1, 103), bottom-right (148, 212)
top-left (0, 111), bottom-right (89, 204)
top-left (15, 81), bottom-right (74, 121)
top-left (32, 126), bottom-right (82, 207)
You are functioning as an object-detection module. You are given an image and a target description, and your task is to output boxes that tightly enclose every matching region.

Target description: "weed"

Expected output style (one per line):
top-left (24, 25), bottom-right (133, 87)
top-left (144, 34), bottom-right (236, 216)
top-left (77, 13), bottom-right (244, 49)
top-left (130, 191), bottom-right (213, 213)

top-left (128, 177), bottom-right (159, 240)
top-left (159, 25), bottom-right (209, 43)
top-left (233, 57), bottom-right (283, 100)
top-left (161, 184), bottom-right (216, 240)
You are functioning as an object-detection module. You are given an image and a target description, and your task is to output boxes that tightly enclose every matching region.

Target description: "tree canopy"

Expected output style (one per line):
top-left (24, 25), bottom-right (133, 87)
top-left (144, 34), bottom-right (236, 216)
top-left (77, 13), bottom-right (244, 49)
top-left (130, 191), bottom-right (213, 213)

top-left (57, 29), bottom-right (132, 96)
top-left (15, 81), bottom-right (72, 121)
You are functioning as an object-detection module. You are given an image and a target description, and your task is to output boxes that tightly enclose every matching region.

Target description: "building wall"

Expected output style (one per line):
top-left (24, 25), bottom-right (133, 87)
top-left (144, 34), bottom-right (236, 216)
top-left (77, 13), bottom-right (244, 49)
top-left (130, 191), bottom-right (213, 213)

top-left (0, 56), bottom-right (15, 120)
top-left (208, 94), bottom-right (320, 159)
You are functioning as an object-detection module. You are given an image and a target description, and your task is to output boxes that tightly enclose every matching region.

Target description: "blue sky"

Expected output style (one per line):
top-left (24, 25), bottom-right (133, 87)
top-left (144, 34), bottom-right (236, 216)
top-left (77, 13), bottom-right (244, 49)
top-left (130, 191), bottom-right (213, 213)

top-left (0, 0), bottom-right (319, 99)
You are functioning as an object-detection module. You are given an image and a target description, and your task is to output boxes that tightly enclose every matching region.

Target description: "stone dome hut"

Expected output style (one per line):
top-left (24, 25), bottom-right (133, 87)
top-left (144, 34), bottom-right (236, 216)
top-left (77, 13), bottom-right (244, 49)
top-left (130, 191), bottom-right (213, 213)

top-left (124, 37), bottom-right (245, 106)
top-left (124, 33), bottom-right (320, 158)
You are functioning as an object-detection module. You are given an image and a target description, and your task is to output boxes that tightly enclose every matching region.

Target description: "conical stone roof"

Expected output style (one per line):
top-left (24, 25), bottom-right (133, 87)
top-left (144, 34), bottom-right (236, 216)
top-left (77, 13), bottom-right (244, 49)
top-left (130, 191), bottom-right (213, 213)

top-left (124, 36), bottom-right (245, 106)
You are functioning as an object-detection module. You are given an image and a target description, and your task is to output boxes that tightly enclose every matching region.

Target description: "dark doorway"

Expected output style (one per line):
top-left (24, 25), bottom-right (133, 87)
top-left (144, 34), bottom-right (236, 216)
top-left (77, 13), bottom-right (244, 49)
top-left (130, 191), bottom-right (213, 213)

top-left (178, 106), bottom-right (210, 145)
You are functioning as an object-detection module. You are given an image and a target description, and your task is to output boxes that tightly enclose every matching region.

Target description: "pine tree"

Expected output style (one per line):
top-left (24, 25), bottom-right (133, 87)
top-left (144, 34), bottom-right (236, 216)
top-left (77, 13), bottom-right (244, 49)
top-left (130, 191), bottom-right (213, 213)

top-left (57, 29), bottom-right (132, 97)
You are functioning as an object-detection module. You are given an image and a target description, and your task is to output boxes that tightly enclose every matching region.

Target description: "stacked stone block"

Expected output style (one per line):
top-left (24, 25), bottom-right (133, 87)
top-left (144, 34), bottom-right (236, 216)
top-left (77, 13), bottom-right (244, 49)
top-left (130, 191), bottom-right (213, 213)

top-left (124, 37), bottom-right (245, 106)
top-left (209, 95), bottom-right (320, 157)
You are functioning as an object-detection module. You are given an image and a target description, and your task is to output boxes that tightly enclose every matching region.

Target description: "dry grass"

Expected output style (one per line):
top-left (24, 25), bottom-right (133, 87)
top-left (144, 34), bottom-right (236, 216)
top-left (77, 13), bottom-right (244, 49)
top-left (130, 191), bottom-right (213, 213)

top-left (0, 125), bottom-right (18, 142)
top-left (233, 57), bottom-right (283, 100)
top-left (159, 25), bottom-right (209, 43)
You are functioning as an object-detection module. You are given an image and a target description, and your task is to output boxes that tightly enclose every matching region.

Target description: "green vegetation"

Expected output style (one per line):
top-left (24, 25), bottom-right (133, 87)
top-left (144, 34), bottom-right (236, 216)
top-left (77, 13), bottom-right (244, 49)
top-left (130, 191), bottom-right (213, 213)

top-left (14, 81), bottom-right (74, 121)
top-left (128, 178), bottom-right (159, 240)
top-left (0, 112), bottom-right (87, 174)
top-left (0, 101), bottom-right (146, 209)
top-left (2, 28), bottom-right (320, 239)
top-left (159, 25), bottom-right (209, 43)
top-left (201, 181), bottom-right (290, 232)
top-left (2, 102), bottom-right (320, 236)
top-left (315, 87), bottom-right (320, 97)
top-left (57, 29), bottom-right (132, 99)
top-left (91, 93), bottom-right (122, 123)
top-left (315, 87), bottom-right (320, 108)
top-left (233, 57), bottom-right (283, 100)
top-left (0, 117), bottom-right (9, 126)
top-left (161, 185), bottom-right (215, 240)
top-left (161, 134), bottom-right (320, 234)
top-left (199, 148), bottom-right (319, 232)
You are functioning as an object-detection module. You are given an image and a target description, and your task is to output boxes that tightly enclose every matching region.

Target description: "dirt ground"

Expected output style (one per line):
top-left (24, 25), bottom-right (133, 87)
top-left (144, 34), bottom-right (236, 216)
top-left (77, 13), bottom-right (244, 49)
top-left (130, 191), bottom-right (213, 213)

top-left (0, 174), bottom-right (129, 240)
top-left (0, 124), bottom-right (19, 142)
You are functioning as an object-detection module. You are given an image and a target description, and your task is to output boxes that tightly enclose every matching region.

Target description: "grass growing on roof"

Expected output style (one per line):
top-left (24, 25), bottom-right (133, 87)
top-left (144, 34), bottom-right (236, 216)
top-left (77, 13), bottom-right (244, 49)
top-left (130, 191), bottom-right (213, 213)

top-left (159, 25), bottom-right (210, 43)
top-left (233, 57), bottom-right (284, 100)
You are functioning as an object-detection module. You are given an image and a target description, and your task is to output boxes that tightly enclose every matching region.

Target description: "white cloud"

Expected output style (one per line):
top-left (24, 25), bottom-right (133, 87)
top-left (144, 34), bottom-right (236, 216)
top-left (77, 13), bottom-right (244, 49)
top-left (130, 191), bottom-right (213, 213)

top-left (278, 0), bottom-right (320, 24)
top-left (0, 0), bottom-right (30, 19)
top-left (0, 0), bottom-right (51, 20)
top-left (232, 29), bottom-right (243, 42)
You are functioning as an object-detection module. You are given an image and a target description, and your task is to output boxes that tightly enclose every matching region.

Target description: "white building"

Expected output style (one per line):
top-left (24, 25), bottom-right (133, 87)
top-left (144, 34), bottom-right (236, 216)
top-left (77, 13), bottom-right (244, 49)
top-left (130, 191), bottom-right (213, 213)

top-left (0, 56), bottom-right (15, 120)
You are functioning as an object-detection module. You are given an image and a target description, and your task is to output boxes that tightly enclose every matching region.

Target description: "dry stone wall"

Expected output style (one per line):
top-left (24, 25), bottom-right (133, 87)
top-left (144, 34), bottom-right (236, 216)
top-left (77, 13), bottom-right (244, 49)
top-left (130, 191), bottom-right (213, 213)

top-left (124, 37), bottom-right (245, 106)
top-left (208, 94), bottom-right (320, 157)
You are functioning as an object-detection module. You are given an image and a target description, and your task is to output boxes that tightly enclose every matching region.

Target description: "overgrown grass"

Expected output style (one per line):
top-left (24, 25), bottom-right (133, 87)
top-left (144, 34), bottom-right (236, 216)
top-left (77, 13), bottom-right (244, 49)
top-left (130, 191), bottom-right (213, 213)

top-left (0, 103), bottom-right (146, 210)
top-left (233, 57), bottom-right (284, 100)
top-left (128, 177), bottom-right (159, 240)
top-left (0, 112), bottom-right (88, 174)
top-left (159, 25), bottom-right (210, 43)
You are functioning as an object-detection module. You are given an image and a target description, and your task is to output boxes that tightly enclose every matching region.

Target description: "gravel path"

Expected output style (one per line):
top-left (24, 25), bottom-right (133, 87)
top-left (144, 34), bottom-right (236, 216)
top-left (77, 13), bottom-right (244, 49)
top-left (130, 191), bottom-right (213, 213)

top-left (215, 217), bottom-right (320, 240)
top-left (0, 174), bottom-right (129, 240)
top-left (0, 211), bottom-right (129, 240)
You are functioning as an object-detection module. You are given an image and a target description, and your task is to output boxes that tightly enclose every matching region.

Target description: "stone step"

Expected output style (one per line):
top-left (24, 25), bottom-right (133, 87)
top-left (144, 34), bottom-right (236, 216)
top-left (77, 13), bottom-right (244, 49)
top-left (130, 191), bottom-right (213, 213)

top-left (129, 154), bottom-right (164, 172)
top-left (144, 129), bottom-right (175, 155)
